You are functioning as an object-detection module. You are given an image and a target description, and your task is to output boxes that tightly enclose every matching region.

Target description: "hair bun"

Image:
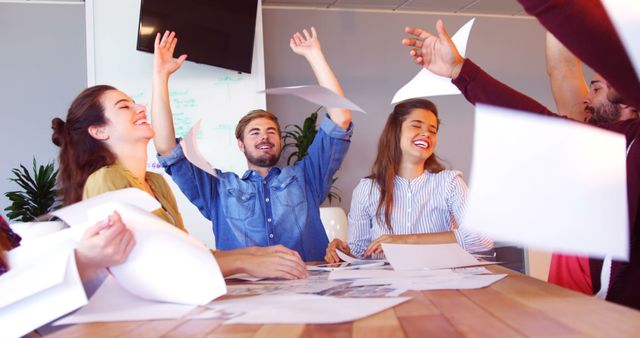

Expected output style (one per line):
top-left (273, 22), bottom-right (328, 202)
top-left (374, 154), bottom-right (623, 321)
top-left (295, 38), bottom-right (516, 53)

top-left (51, 117), bottom-right (66, 147)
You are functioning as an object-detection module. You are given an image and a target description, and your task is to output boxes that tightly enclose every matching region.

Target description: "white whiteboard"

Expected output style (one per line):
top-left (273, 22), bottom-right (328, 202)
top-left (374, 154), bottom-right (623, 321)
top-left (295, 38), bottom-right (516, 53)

top-left (86, 0), bottom-right (266, 248)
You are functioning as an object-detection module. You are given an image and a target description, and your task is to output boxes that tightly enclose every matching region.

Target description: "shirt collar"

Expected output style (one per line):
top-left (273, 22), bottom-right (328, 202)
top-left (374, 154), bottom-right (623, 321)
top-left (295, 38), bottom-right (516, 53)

top-left (241, 166), bottom-right (282, 181)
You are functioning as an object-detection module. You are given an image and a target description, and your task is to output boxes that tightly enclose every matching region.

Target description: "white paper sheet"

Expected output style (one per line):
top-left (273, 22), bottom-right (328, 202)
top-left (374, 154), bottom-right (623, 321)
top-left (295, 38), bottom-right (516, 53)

top-left (87, 203), bottom-right (227, 305)
top-left (381, 243), bottom-right (492, 270)
top-left (262, 85), bottom-right (366, 113)
top-left (180, 119), bottom-right (219, 177)
top-left (51, 187), bottom-right (160, 229)
top-left (602, 0), bottom-right (640, 80)
top-left (336, 249), bottom-right (387, 264)
top-left (194, 294), bottom-right (409, 324)
top-left (55, 276), bottom-right (196, 325)
top-left (464, 104), bottom-right (629, 259)
top-left (350, 273), bottom-right (507, 291)
top-left (0, 240), bottom-right (87, 338)
top-left (392, 18), bottom-right (475, 103)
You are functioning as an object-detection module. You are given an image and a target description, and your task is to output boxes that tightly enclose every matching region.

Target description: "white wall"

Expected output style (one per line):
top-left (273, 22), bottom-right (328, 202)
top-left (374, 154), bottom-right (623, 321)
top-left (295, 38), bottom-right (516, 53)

top-left (263, 8), bottom-right (557, 212)
top-left (0, 3), bottom-right (86, 215)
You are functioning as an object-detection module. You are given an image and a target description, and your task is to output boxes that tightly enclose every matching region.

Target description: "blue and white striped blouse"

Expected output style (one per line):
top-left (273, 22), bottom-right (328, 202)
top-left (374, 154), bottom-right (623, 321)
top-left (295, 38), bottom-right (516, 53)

top-left (347, 170), bottom-right (493, 258)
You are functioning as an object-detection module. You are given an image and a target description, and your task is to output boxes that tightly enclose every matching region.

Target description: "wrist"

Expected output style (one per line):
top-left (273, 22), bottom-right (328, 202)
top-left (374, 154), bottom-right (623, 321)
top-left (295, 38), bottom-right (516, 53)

top-left (451, 58), bottom-right (465, 80)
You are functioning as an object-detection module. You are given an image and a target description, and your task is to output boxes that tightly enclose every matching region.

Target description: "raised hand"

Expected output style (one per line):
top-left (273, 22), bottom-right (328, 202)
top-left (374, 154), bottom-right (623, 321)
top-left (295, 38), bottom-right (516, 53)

top-left (154, 30), bottom-right (187, 77)
top-left (402, 20), bottom-right (464, 79)
top-left (75, 211), bottom-right (135, 271)
top-left (324, 238), bottom-right (351, 263)
top-left (289, 27), bottom-right (322, 58)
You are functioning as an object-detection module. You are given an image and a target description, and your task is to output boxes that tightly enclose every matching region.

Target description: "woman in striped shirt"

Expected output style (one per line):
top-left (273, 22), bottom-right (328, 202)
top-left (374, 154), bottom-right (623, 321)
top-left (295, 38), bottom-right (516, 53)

top-left (325, 98), bottom-right (493, 262)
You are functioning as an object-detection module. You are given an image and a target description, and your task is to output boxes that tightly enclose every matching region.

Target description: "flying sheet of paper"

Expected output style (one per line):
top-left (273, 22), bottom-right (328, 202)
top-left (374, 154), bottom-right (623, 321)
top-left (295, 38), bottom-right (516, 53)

top-left (87, 202), bottom-right (227, 305)
top-left (180, 119), bottom-right (218, 177)
top-left (192, 294), bottom-right (409, 324)
top-left (392, 18), bottom-right (475, 103)
top-left (602, 0), bottom-right (640, 80)
top-left (381, 243), bottom-right (492, 270)
top-left (261, 85), bottom-right (366, 113)
top-left (464, 104), bottom-right (628, 260)
top-left (0, 239), bottom-right (87, 338)
top-left (51, 187), bottom-right (160, 229)
top-left (55, 276), bottom-right (196, 325)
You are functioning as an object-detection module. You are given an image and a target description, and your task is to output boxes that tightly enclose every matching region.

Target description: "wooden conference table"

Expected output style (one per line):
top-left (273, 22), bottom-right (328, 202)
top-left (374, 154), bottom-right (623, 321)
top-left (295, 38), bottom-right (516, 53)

top-left (48, 266), bottom-right (640, 337)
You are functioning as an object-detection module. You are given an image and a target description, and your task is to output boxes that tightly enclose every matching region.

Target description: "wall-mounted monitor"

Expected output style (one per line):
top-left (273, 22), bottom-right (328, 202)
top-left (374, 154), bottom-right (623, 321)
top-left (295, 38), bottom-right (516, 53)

top-left (137, 0), bottom-right (258, 73)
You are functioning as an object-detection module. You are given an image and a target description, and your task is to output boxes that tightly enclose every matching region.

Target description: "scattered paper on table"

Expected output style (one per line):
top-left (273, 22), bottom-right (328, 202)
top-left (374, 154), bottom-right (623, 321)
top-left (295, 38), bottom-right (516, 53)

top-left (350, 271), bottom-right (507, 291)
top-left (382, 243), bottom-right (492, 270)
top-left (392, 18), bottom-right (475, 103)
top-left (195, 294), bottom-right (409, 324)
top-left (464, 104), bottom-right (628, 260)
top-left (0, 240), bottom-right (87, 338)
top-left (602, 0), bottom-right (640, 80)
top-left (262, 85), bottom-right (366, 113)
top-left (336, 249), bottom-right (386, 264)
top-left (87, 203), bottom-right (227, 305)
top-left (181, 119), bottom-right (218, 177)
top-left (55, 276), bottom-right (196, 325)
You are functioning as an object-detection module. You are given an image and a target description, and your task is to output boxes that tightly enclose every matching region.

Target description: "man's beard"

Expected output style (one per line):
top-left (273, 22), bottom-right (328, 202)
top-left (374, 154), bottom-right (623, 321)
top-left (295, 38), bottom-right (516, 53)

top-left (586, 101), bottom-right (621, 125)
top-left (246, 151), bottom-right (280, 167)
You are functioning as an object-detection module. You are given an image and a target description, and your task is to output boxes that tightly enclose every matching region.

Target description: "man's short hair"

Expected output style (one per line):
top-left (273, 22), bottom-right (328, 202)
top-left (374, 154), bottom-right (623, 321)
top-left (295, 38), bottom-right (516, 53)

top-left (235, 109), bottom-right (281, 141)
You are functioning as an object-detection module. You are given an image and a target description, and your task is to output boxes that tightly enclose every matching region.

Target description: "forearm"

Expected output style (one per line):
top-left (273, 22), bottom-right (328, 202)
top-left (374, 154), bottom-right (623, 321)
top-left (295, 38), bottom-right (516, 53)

top-left (213, 253), bottom-right (246, 277)
top-left (518, 0), bottom-right (640, 109)
top-left (545, 33), bottom-right (589, 121)
top-left (452, 59), bottom-right (557, 117)
top-left (305, 51), bottom-right (351, 129)
top-left (405, 232), bottom-right (457, 245)
top-left (151, 73), bottom-right (178, 156)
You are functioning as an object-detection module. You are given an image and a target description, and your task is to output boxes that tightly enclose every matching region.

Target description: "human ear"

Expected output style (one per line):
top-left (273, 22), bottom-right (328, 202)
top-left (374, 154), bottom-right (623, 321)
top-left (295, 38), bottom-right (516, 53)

top-left (237, 139), bottom-right (245, 153)
top-left (88, 125), bottom-right (109, 141)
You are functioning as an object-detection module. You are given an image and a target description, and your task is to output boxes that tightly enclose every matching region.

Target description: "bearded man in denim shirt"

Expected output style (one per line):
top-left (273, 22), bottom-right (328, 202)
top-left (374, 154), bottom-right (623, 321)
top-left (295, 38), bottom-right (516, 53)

top-left (151, 27), bottom-right (352, 262)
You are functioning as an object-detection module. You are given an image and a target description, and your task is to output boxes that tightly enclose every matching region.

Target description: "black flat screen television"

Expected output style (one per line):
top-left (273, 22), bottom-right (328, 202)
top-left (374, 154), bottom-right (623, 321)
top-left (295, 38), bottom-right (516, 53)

top-left (137, 0), bottom-right (258, 73)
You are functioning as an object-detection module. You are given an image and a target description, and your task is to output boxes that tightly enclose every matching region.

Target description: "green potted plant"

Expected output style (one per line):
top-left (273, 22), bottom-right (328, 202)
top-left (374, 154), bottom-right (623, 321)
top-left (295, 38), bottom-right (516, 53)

top-left (282, 106), bottom-right (342, 205)
top-left (4, 158), bottom-right (60, 222)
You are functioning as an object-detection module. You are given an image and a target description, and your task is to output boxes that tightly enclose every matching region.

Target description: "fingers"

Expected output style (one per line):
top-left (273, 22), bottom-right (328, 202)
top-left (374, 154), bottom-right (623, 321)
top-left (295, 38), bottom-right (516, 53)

top-left (154, 32), bottom-right (161, 49)
top-left (81, 219), bottom-right (110, 239)
top-left (270, 253), bottom-right (308, 279)
top-left (325, 239), bottom-right (344, 263)
top-left (310, 26), bottom-right (317, 39)
top-left (160, 30), bottom-right (170, 48)
top-left (436, 19), bottom-right (450, 41)
top-left (302, 28), bottom-right (311, 41)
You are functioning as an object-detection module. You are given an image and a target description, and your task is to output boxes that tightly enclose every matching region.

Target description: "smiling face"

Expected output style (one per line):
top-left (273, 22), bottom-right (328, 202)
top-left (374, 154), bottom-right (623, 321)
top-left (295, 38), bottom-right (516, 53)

top-left (238, 117), bottom-right (283, 169)
top-left (584, 74), bottom-right (621, 124)
top-left (89, 90), bottom-right (154, 148)
top-left (399, 108), bottom-right (439, 165)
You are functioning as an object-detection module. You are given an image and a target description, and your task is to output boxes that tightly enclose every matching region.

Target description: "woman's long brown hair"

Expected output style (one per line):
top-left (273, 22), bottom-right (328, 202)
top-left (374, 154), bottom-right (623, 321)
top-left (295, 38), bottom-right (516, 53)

top-left (51, 85), bottom-right (118, 205)
top-left (368, 98), bottom-right (445, 231)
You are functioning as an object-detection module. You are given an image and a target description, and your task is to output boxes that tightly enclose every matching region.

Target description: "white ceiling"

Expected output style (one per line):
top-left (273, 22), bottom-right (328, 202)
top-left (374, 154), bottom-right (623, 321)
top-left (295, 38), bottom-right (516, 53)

top-left (262, 0), bottom-right (528, 16)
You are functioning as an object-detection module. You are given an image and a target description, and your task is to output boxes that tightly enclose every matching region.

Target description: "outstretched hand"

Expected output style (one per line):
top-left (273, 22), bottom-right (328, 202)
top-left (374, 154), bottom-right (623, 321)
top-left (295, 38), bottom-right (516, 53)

top-left (289, 27), bottom-right (322, 58)
top-left (154, 30), bottom-right (187, 77)
top-left (402, 20), bottom-right (464, 79)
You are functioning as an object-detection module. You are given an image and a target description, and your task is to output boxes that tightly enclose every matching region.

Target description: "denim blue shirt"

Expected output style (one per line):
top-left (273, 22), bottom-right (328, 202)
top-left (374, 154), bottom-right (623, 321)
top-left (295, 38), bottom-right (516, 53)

top-left (158, 115), bottom-right (353, 261)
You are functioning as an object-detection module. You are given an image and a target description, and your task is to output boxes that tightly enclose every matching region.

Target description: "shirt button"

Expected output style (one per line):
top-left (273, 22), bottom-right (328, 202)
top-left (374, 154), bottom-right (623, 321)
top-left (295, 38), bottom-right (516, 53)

top-left (263, 180), bottom-right (266, 185)
top-left (267, 218), bottom-right (272, 223)
top-left (265, 197), bottom-right (270, 203)
top-left (269, 233), bottom-right (274, 238)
